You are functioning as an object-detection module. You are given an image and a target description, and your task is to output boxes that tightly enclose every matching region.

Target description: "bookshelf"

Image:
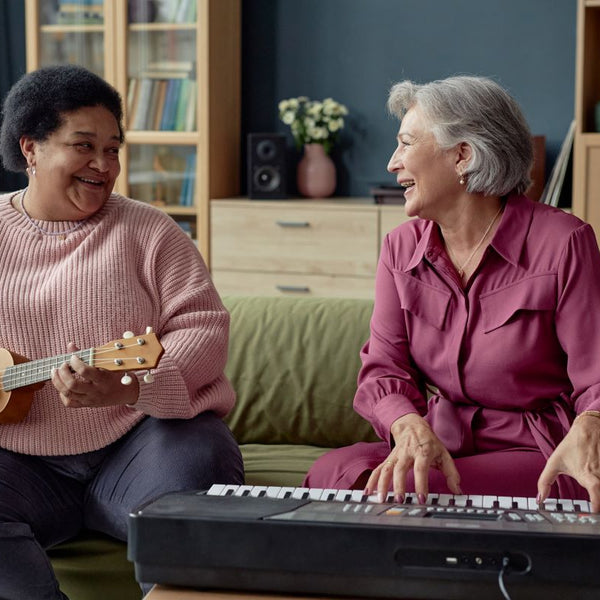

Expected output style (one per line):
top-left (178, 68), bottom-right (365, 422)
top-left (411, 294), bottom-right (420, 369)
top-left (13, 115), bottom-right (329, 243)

top-left (573, 0), bottom-right (600, 240)
top-left (24, 0), bottom-right (241, 260)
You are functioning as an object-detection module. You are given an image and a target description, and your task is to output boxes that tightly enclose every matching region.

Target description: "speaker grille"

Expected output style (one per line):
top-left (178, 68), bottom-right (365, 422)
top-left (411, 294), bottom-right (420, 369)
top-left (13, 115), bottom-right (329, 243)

top-left (247, 133), bottom-right (287, 199)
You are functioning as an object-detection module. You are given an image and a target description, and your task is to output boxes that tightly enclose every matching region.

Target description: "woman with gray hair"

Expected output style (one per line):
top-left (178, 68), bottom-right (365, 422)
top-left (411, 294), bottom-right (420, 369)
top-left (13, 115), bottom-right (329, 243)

top-left (305, 75), bottom-right (600, 511)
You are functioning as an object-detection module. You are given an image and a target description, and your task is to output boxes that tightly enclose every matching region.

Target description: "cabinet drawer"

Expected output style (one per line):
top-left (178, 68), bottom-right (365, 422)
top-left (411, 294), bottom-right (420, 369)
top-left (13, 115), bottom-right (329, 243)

top-left (211, 204), bottom-right (378, 276)
top-left (212, 270), bottom-right (375, 299)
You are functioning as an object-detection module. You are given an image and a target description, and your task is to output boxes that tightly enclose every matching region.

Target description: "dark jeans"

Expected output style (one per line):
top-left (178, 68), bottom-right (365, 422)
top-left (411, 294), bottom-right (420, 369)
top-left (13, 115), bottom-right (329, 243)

top-left (0, 412), bottom-right (244, 600)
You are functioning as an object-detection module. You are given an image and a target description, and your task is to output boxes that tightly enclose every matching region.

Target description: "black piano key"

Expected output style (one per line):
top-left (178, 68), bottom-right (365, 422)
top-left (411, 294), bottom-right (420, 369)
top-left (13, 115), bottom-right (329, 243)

top-left (301, 491), bottom-right (309, 499)
top-left (258, 489), bottom-right (266, 497)
top-left (283, 491), bottom-right (292, 499)
top-left (241, 489), bottom-right (250, 496)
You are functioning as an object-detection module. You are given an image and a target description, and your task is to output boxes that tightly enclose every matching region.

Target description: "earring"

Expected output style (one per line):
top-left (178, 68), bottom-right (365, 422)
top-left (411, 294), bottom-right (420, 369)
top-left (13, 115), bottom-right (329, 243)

top-left (459, 173), bottom-right (466, 185)
top-left (28, 165), bottom-right (36, 177)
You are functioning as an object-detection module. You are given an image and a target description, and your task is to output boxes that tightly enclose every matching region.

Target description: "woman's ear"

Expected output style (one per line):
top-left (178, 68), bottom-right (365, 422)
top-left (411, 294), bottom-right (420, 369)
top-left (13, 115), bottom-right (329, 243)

top-left (19, 136), bottom-right (36, 169)
top-left (455, 142), bottom-right (473, 176)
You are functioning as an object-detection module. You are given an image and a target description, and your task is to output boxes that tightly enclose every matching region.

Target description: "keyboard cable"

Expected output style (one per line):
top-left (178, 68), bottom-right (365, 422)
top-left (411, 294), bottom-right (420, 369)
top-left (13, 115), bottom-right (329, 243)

top-left (498, 554), bottom-right (532, 600)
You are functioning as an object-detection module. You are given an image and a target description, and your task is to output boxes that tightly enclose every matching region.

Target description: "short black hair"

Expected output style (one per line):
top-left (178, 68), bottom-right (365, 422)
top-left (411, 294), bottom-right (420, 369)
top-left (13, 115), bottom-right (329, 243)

top-left (0, 64), bottom-right (124, 172)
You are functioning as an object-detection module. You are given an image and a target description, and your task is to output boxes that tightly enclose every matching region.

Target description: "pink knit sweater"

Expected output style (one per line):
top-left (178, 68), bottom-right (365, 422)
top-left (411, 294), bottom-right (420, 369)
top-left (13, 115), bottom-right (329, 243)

top-left (0, 191), bottom-right (234, 455)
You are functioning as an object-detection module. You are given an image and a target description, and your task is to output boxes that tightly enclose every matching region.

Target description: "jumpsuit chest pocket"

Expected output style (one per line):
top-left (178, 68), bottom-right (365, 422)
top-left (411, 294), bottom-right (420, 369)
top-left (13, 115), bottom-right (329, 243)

top-left (480, 273), bottom-right (556, 333)
top-left (393, 271), bottom-right (451, 331)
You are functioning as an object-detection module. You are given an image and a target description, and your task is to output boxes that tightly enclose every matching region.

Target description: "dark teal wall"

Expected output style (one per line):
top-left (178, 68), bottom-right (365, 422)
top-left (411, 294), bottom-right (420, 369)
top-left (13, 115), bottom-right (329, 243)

top-left (242, 0), bottom-right (577, 197)
top-left (1, 1), bottom-right (577, 198)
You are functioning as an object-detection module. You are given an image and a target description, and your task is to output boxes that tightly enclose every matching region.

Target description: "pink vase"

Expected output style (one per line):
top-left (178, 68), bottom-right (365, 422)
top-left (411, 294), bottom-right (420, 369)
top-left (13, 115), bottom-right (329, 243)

top-left (297, 143), bottom-right (336, 198)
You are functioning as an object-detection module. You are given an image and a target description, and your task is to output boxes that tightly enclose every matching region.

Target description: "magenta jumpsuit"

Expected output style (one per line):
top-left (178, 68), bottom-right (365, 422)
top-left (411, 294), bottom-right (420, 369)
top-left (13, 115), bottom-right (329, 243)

top-left (305, 195), bottom-right (600, 500)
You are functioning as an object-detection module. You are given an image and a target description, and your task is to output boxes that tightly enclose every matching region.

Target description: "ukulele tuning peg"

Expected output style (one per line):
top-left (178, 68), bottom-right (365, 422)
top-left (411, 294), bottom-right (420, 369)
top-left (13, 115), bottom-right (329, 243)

top-left (145, 326), bottom-right (154, 334)
top-left (122, 331), bottom-right (135, 339)
top-left (143, 372), bottom-right (154, 384)
top-left (121, 373), bottom-right (133, 386)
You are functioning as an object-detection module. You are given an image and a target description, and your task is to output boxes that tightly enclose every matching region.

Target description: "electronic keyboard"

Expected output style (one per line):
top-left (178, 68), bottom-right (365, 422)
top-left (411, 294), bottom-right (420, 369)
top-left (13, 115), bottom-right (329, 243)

top-left (128, 484), bottom-right (600, 600)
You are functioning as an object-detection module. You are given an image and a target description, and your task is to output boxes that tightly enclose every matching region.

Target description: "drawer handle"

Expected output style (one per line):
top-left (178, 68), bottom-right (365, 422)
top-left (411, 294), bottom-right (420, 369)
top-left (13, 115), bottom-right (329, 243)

top-left (275, 220), bottom-right (310, 228)
top-left (276, 285), bottom-right (310, 293)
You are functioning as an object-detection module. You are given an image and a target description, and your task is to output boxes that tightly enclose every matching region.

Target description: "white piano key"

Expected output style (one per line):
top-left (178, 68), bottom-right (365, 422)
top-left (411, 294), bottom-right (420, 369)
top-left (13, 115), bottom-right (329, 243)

top-left (367, 491), bottom-right (394, 503)
top-left (276, 487), bottom-right (295, 499)
top-left (559, 499), bottom-right (575, 512)
top-left (233, 485), bottom-right (254, 496)
top-left (206, 483), bottom-right (226, 496)
top-left (453, 495), bottom-right (469, 507)
top-left (497, 496), bottom-right (513, 509)
top-left (321, 488), bottom-right (338, 501)
top-left (511, 497), bottom-right (529, 510)
top-left (264, 486), bottom-right (282, 498)
top-left (574, 499), bottom-right (592, 513)
top-left (222, 484), bottom-right (240, 496)
top-left (438, 494), bottom-right (454, 506)
top-left (248, 486), bottom-right (267, 497)
top-left (527, 496), bottom-right (539, 511)
top-left (482, 495), bottom-right (497, 508)
top-left (308, 488), bottom-right (325, 500)
top-left (291, 487), bottom-right (310, 499)
top-left (467, 495), bottom-right (483, 508)
top-left (351, 489), bottom-right (366, 502)
top-left (335, 489), bottom-right (353, 502)
top-left (542, 498), bottom-right (558, 512)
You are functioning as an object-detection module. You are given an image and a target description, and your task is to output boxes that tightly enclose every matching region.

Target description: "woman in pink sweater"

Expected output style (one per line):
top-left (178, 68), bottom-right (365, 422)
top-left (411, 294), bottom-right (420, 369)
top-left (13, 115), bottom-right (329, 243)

top-left (0, 65), bottom-right (243, 599)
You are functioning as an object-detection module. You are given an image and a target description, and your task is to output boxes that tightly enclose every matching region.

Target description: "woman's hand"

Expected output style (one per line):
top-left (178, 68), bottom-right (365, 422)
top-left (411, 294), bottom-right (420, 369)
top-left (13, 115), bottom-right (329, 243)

top-left (51, 342), bottom-right (140, 408)
top-left (365, 412), bottom-right (462, 503)
top-left (537, 413), bottom-right (600, 512)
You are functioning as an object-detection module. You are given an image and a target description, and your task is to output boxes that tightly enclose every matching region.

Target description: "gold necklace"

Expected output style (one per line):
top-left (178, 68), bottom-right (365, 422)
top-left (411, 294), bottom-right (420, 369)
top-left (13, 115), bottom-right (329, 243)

top-left (445, 203), bottom-right (503, 278)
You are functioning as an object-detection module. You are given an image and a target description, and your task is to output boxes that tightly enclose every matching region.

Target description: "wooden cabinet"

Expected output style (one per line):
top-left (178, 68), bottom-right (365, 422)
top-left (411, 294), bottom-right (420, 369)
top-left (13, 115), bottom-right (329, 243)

top-left (24, 0), bottom-right (240, 259)
top-left (210, 199), bottom-right (411, 298)
top-left (573, 0), bottom-right (600, 238)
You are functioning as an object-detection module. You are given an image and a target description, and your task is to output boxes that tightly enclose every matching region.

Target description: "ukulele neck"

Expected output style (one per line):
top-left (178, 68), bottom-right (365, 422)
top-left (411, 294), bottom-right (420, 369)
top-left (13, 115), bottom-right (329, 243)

top-left (2, 349), bottom-right (94, 391)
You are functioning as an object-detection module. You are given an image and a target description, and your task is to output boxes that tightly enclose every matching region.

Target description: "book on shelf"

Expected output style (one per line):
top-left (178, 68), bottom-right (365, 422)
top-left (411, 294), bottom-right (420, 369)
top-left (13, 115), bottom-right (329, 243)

top-left (177, 153), bottom-right (196, 207)
top-left (152, 81), bottom-right (168, 130)
top-left (131, 78), bottom-right (153, 131)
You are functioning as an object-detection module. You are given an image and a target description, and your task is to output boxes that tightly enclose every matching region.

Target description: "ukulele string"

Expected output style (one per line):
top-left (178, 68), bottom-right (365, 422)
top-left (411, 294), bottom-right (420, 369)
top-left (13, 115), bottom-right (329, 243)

top-left (0, 341), bottom-right (153, 389)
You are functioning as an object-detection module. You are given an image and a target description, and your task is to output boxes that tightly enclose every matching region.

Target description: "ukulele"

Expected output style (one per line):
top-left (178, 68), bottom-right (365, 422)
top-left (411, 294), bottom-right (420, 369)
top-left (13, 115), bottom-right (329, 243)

top-left (0, 328), bottom-right (164, 424)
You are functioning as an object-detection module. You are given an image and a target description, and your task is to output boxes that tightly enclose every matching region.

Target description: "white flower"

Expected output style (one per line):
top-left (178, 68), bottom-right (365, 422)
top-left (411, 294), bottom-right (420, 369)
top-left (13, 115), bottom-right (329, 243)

top-left (281, 111), bottom-right (295, 125)
top-left (278, 95), bottom-right (348, 152)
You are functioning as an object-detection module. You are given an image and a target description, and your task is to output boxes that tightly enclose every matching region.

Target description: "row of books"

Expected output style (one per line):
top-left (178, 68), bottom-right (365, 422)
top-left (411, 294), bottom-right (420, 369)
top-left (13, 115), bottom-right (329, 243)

top-left (127, 77), bottom-right (197, 132)
top-left (57, 0), bottom-right (103, 25)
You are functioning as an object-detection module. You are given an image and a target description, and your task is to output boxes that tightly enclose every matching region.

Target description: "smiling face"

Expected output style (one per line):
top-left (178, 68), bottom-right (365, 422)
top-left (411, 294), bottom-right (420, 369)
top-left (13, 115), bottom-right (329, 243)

top-left (387, 105), bottom-right (464, 220)
top-left (20, 105), bottom-right (122, 220)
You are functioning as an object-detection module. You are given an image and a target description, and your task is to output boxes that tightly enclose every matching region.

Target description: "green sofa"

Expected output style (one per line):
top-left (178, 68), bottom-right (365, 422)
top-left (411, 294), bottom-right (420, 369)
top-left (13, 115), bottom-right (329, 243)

top-left (47, 295), bottom-right (378, 599)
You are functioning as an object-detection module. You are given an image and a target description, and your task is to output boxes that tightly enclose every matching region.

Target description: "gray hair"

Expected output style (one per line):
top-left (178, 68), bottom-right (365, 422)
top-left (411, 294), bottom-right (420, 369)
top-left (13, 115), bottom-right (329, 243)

top-left (387, 76), bottom-right (533, 196)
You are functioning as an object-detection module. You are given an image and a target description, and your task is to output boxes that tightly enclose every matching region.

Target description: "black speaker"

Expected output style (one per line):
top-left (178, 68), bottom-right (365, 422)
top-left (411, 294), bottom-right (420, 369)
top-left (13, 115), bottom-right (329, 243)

top-left (247, 133), bottom-right (287, 199)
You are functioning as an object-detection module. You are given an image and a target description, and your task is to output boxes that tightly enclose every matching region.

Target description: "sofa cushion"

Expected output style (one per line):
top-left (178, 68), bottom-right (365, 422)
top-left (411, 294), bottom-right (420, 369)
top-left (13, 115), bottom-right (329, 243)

top-left (241, 443), bottom-right (331, 487)
top-left (223, 295), bottom-right (379, 448)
